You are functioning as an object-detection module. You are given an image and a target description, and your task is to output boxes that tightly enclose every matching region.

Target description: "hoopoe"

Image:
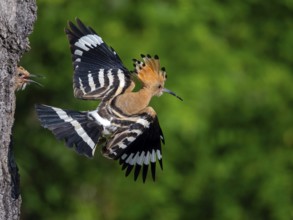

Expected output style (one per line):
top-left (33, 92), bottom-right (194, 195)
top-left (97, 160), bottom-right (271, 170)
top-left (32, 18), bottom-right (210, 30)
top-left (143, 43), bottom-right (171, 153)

top-left (35, 18), bottom-right (182, 182)
top-left (15, 66), bottom-right (42, 91)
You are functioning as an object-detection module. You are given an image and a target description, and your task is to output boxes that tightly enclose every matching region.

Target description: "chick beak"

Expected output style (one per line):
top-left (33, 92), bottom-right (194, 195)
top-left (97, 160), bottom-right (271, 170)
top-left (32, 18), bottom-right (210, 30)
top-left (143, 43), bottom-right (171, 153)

top-left (26, 74), bottom-right (43, 86)
top-left (21, 74), bottom-right (43, 90)
top-left (163, 88), bottom-right (183, 101)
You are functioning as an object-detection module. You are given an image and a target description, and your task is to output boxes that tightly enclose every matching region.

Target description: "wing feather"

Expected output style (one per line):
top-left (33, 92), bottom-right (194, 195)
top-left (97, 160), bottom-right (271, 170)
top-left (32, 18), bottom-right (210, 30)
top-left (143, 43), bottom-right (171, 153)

top-left (65, 18), bottom-right (133, 101)
top-left (103, 114), bottom-right (164, 182)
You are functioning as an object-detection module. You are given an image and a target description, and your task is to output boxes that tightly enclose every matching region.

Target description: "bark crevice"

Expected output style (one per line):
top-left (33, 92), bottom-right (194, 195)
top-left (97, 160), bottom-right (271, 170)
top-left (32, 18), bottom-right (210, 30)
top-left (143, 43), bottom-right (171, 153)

top-left (0, 0), bottom-right (37, 219)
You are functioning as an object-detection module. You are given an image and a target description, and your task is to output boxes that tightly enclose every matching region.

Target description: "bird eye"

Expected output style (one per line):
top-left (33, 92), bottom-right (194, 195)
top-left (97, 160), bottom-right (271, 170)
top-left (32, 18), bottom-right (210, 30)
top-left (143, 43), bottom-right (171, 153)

top-left (18, 73), bottom-right (23, 77)
top-left (158, 85), bottom-right (162, 89)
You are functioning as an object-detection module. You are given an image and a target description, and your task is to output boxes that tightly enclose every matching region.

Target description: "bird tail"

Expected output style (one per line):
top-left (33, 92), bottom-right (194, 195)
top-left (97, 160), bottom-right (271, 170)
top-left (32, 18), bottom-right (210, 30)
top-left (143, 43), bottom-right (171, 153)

top-left (35, 104), bottom-right (101, 157)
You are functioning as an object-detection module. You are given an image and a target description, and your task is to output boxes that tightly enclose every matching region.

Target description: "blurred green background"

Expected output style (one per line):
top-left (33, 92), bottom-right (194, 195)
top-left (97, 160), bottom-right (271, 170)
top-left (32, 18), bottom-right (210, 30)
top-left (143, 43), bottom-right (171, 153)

top-left (15, 0), bottom-right (293, 219)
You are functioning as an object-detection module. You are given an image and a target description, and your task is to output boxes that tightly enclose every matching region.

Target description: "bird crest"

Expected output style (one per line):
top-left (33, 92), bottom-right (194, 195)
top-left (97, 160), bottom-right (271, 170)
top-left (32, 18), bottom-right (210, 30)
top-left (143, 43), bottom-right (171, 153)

top-left (133, 54), bottom-right (166, 87)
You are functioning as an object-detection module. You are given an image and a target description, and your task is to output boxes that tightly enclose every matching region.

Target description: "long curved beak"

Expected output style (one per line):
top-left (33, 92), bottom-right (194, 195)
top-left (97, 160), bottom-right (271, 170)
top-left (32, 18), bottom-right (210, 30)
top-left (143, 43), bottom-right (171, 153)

top-left (163, 88), bottom-right (183, 101)
top-left (25, 74), bottom-right (44, 87)
top-left (29, 74), bottom-right (45, 78)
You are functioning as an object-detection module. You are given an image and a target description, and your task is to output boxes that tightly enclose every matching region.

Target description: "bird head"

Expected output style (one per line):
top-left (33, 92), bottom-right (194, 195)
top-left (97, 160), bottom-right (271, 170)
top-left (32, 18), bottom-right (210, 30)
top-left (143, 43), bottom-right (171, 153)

top-left (133, 54), bottom-right (182, 100)
top-left (15, 66), bottom-right (43, 91)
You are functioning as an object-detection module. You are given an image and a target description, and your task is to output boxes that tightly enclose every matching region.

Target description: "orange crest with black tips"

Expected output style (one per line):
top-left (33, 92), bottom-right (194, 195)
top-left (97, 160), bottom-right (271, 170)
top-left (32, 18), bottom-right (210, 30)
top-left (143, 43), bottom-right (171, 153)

top-left (133, 54), bottom-right (167, 87)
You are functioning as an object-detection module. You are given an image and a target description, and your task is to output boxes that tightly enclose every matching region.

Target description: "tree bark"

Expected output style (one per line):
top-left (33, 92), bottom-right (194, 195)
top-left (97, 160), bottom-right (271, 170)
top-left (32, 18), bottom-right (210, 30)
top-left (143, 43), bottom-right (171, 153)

top-left (0, 0), bottom-right (37, 219)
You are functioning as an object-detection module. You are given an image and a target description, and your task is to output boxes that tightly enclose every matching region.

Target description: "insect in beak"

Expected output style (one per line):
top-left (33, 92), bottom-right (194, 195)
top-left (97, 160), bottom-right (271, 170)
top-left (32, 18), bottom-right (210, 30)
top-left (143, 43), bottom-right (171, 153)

top-left (163, 88), bottom-right (183, 101)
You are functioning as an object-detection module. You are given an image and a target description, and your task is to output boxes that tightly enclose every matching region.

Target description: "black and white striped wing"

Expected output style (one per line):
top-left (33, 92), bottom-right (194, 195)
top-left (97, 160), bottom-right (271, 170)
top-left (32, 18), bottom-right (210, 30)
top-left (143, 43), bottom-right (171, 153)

top-left (36, 104), bottom-right (102, 157)
top-left (65, 18), bottom-right (133, 101)
top-left (103, 114), bottom-right (164, 182)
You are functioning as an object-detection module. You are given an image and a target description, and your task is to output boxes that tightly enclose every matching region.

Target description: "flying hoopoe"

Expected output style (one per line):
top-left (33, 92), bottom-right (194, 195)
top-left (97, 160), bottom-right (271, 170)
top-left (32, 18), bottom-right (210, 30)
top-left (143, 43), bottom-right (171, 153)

top-left (35, 18), bottom-right (182, 182)
top-left (15, 66), bottom-right (42, 91)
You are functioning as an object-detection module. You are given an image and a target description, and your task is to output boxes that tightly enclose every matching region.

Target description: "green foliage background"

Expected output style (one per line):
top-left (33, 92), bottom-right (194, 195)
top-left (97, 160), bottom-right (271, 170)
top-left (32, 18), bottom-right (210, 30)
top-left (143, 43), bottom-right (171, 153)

top-left (15, 0), bottom-right (293, 219)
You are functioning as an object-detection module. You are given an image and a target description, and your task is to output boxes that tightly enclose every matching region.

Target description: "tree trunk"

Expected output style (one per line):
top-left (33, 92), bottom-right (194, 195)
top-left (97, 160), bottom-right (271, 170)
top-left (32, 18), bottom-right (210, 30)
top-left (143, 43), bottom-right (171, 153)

top-left (0, 0), bottom-right (37, 219)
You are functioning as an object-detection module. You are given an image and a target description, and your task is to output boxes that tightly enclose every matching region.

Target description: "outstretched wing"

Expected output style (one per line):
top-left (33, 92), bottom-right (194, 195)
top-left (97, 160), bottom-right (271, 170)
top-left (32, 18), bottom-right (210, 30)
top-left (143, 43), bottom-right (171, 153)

top-left (36, 104), bottom-right (102, 158)
top-left (102, 113), bottom-right (164, 182)
top-left (65, 18), bottom-right (133, 101)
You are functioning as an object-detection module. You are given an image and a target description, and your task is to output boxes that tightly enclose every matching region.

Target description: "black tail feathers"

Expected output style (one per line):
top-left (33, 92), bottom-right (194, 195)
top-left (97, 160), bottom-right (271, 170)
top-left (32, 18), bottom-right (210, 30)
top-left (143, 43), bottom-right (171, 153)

top-left (35, 104), bottom-right (101, 157)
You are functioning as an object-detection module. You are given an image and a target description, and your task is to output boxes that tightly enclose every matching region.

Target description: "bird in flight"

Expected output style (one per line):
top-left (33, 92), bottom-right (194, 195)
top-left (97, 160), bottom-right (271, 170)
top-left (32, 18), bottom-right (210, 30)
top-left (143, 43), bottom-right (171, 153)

top-left (36, 18), bottom-right (182, 182)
